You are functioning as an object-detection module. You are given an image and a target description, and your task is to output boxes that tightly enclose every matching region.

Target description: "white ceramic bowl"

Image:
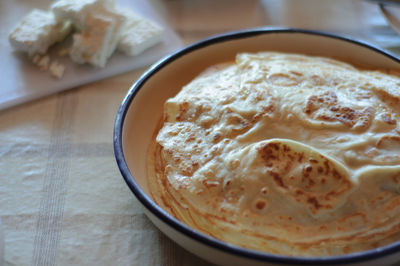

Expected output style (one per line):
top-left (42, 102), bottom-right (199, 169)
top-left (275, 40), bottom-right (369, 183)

top-left (114, 28), bottom-right (400, 266)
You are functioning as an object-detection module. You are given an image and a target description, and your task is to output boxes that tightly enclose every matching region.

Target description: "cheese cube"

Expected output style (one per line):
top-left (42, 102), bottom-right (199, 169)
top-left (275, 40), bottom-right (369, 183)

top-left (98, 7), bottom-right (126, 58)
top-left (8, 9), bottom-right (72, 56)
top-left (117, 8), bottom-right (164, 56)
top-left (51, 0), bottom-right (115, 30)
top-left (69, 9), bottom-right (125, 67)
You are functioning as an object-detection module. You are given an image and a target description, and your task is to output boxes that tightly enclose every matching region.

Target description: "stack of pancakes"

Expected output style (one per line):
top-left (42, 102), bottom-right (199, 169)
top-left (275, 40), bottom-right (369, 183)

top-left (148, 52), bottom-right (400, 256)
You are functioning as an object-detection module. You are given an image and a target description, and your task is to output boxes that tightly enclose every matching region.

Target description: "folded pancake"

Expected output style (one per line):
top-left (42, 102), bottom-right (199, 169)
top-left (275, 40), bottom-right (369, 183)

top-left (148, 52), bottom-right (400, 256)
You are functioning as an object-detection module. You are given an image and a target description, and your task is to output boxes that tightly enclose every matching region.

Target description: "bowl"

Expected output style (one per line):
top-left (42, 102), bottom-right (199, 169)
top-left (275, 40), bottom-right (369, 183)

top-left (114, 28), bottom-right (400, 266)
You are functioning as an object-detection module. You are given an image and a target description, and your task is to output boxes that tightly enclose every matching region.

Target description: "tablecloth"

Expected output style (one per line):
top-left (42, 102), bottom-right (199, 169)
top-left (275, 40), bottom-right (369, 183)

top-left (2, 0), bottom-right (400, 265)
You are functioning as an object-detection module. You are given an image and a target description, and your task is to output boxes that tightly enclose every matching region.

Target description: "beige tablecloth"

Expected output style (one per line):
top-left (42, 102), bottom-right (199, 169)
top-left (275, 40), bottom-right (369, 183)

top-left (2, 0), bottom-right (400, 265)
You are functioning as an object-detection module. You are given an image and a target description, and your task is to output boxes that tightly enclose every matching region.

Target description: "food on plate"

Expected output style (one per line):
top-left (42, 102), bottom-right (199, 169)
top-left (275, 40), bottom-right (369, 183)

top-left (8, 0), bottom-right (164, 77)
top-left (50, 0), bottom-right (116, 30)
top-left (117, 8), bottom-right (164, 56)
top-left (148, 52), bottom-right (400, 256)
top-left (49, 60), bottom-right (65, 79)
top-left (68, 6), bottom-right (126, 67)
top-left (32, 54), bottom-right (51, 71)
top-left (8, 9), bottom-right (72, 56)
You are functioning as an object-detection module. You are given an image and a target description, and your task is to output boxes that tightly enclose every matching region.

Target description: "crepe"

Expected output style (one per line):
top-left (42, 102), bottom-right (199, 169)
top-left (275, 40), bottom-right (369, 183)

top-left (148, 52), bottom-right (400, 256)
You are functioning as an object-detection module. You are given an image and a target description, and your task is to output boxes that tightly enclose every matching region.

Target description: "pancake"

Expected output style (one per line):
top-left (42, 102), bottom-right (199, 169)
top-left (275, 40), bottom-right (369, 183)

top-left (148, 52), bottom-right (400, 256)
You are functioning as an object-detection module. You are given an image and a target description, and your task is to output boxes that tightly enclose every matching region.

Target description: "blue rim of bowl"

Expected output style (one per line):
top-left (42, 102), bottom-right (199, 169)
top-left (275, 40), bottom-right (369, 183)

top-left (114, 27), bottom-right (400, 265)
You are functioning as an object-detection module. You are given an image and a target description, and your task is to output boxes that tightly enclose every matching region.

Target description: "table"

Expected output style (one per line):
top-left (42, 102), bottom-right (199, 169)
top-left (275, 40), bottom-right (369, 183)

top-left (1, 0), bottom-right (400, 265)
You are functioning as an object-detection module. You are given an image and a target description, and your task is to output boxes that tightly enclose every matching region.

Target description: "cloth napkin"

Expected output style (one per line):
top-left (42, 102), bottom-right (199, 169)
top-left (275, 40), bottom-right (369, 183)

top-left (0, 72), bottom-right (210, 265)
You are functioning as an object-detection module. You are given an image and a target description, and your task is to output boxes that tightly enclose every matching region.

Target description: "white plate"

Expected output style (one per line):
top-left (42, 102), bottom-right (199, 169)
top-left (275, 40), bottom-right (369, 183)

top-left (0, 0), bottom-right (182, 111)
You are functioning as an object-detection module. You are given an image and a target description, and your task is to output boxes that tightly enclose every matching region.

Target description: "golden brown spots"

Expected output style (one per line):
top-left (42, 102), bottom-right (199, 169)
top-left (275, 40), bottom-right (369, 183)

top-left (298, 153), bottom-right (304, 163)
top-left (305, 91), bottom-right (338, 114)
top-left (302, 166), bottom-right (312, 179)
top-left (185, 133), bottom-right (196, 143)
top-left (305, 91), bottom-right (373, 130)
top-left (332, 169), bottom-right (342, 180)
top-left (226, 113), bottom-right (246, 126)
top-left (269, 171), bottom-right (287, 188)
top-left (283, 161), bottom-right (292, 172)
top-left (176, 101), bottom-right (190, 121)
top-left (263, 104), bottom-right (275, 113)
top-left (255, 199), bottom-right (267, 210)
top-left (307, 197), bottom-right (323, 210)
top-left (255, 140), bottom-right (353, 216)
top-left (353, 107), bottom-right (374, 130)
top-left (260, 187), bottom-right (269, 195)
top-left (290, 70), bottom-right (303, 77)
top-left (305, 178), bottom-right (316, 189)
top-left (319, 225), bottom-right (328, 230)
top-left (167, 130), bottom-right (179, 136)
top-left (324, 160), bottom-right (330, 175)
top-left (283, 144), bottom-right (291, 153)
top-left (223, 179), bottom-right (232, 189)
top-left (258, 143), bottom-right (280, 164)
